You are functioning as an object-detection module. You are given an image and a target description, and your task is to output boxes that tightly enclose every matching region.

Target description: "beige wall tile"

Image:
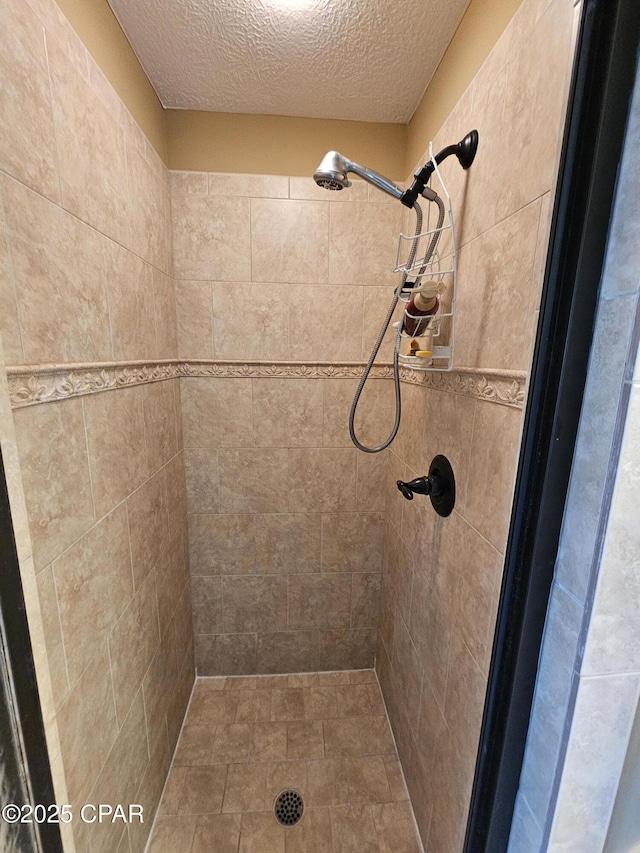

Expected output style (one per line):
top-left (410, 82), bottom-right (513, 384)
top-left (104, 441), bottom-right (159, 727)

top-left (83, 387), bottom-right (148, 519)
top-left (127, 470), bottom-right (170, 588)
top-left (289, 285), bottom-right (362, 362)
top-left (143, 629), bottom-right (179, 753)
top-left (88, 692), bottom-right (150, 853)
top-left (56, 644), bottom-right (118, 803)
top-left (54, 504), bottom-right (133, 686)
top-left (108, 571), bottom-right (160, 725)
top-left (420, 389), bottom-right (476, 510)
top-left (142, 380), bottom-right (178, 474)
top-left (288, 448), bottom-right (356, 512)
top-left (464, 400), bottom-right (523, 552)
top-left (288, 574), bottom-right (352, 629)
top-left (185, 449), bottom-right (220, 515)
top-left (128, 734), bottom-right (170, 852)
top-left (153, 268), bottom-right (178, 359)
top-left (223, 576), bottom-right (288, 633)
top-left (155, 527), bottom-right (189, 639)
top-left (322, 512), bottom-right (385, 573)
top-left (13, 398), bottom-right (95, 571)
top-left (191, 576), bottom-right (223, 635)
top-left (219, 449), bottom-right (290, 513)
top-left (254, 513), bottom-right (322, 575)
top-left (356, 451), bottom-right (388, 513)
top-left (352, 573), bottom-right (382, 629)
top-left (189, 513), bottom-right (254, 576)
top-left (181, 378), bottom-right (253, 448)
top-left (212, 281), bottom-right (290, 360)
top-left (176, 281), bottom-right (214, 359)
top-left (36, 564), bottom-right (70, 707)
top-left (251, 199), bottom-right (329, 283)
top-left (3, 175), bottom-right (112, 363)
top-left (456, 200), bottom-right (541, 370)
top-left (208, 173), bottom-right (288, 198)
top-left (317, 628), bottom-right (377, 671)
top-left (170, 171), bottom-right (208, 195)
top-left (0, 0), bottom-right (59, 203)
top-left (127, 144), bottom-right (172, 274)
top-left (172, 195), bottom-right (251, 281)
top-left (257, 631), bottom-right (320, 675)
top-left (329, 203), bottom-right (402, 287)
top-left (497, 0), bottom-right (574, 221)
top-left (104, 242), bottom-right (157, 361)
top-left (195, 633), bottom-right (258, 676)
top-left (0, 182), bottom-right (24, 364)
top-left (165, 452), bottom-right (188, 533)
top-left (252, 378), bottom-right (323, 448)
top-left (47, 37), bottom-right (129, 246)
top-left (362, 287), bottom-right (404, 362)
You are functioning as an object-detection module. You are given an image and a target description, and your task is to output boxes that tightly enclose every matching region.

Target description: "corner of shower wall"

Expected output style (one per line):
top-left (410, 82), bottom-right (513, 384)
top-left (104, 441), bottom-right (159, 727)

top-left (1, 0), bottom-right (193, 848)
top-left (375, 0), bottom-right (580, 849)
top-left (170, 170), bottom-right (399, 676)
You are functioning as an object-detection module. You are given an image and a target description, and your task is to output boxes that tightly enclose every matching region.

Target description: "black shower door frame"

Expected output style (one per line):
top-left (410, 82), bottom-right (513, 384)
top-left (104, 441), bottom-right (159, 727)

top-left (0, 448), bottom-right (63, 853)
top-left (463, 0), bottom-right (640, 850)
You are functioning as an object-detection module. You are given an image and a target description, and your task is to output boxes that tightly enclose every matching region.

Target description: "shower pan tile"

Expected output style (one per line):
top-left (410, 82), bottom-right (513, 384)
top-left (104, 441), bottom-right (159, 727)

top-left (146, 815), bottom-right (197, 853)
top-left (176, 765), bottom-right (228, 815)
top-left (329, 804), bottom-right (379, 853)
top-left (323, 719), bottom-right (363, 758)
top-left (271, 689), bottom-right (306, 722)
top-left (149, 672), bottom-right (422, 852)
top-left (303, 686), bottom-right (339, 720)
top-left (191, 814), bottom-right (242, 853)
top-left (238, 812), bottom-right (285, 853)
top-left (286, 720), bottom-right (325, 760)
top-left (222, 762), bottom-right (267, 812)
top-left (172, 724), bottom-right (216, 766)
top-left (284, 807), bottom-right (333, 852)
top-left (372, 802), bottom-right (422, 853)
top-left (236, 689), bottom-right (273, 722)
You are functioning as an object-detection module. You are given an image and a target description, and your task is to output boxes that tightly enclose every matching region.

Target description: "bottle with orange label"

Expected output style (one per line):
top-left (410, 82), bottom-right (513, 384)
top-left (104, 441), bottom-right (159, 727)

top-left (402, 281), bottom-right (440, 336)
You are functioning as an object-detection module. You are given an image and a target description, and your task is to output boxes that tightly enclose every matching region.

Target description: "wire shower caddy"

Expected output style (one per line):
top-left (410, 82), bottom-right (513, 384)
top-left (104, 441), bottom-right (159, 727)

top-left (393, 144), bottom-right (457, 372)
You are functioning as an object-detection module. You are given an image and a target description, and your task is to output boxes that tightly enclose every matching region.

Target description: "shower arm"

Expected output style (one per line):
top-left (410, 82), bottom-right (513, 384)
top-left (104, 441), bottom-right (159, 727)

top-left (400, 129), bottom-right (479, 209)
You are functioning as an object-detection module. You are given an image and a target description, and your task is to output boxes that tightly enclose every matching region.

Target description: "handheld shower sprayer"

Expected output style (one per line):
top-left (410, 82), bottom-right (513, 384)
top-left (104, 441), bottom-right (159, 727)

top-left (314, 151), bottom-right (404, 200)
top-left (312, 131), bottom-right (479, 453)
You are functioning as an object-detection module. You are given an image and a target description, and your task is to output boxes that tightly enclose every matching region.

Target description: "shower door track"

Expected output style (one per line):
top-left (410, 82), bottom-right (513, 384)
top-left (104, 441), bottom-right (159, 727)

top-left (463, 0), bottom-right (640, 850)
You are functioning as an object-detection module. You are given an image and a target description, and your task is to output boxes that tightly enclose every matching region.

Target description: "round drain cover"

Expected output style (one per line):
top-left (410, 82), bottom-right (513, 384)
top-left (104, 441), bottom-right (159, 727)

top-left (274, 789), bottom-right (304, 826)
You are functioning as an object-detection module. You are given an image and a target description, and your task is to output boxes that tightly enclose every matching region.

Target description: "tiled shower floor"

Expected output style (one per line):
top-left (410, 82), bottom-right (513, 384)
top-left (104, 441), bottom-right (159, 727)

top-left (147, 670), bottom-right (422, 852)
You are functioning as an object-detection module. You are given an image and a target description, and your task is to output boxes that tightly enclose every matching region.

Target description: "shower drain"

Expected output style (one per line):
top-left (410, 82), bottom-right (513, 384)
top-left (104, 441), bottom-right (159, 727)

top-left (274, 789), bottom-right (304, 826)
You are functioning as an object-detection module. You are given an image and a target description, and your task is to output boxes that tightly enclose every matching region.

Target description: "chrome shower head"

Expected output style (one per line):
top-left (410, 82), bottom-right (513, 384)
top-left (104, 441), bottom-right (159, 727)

top-left (313, 151), bottom-right (352, 191)
top-left (313, 151), bottom-right (403, 200)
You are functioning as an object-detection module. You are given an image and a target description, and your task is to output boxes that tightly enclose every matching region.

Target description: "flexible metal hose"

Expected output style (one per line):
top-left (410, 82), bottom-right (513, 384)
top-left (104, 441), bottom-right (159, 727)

top-left (348, 193), bottom-right (445, 453)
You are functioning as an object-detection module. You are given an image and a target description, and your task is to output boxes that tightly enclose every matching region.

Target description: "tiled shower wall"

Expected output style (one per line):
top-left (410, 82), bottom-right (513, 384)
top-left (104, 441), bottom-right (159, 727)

top-left (170, 174), bottom-right (404, 674)
top-left (376, 0), bottom-right (579, 851)
top-left (0, 0), bottom-right (193, 850)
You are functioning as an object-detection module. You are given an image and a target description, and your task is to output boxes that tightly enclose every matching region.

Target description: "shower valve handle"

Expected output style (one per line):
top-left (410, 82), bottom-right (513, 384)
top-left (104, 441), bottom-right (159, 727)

top-left (395, 455), bottom-right (456, 518)
top-left (396, 475), bottom-right (442, 501)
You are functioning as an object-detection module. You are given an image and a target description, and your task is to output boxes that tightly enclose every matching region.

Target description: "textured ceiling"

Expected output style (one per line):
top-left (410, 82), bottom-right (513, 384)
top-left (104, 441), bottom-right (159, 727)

top-left (107, 0), bottom-right (471, 123)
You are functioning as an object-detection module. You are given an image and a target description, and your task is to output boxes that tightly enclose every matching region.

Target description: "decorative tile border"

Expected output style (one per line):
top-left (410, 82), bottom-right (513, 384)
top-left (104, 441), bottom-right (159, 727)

top-left (6, 360), bottom-right (526, 409)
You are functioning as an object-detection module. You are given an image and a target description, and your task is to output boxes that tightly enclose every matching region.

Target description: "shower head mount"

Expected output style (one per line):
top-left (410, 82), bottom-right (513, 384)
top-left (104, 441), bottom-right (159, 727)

top-left (400, 129), bottom-right (479, 208)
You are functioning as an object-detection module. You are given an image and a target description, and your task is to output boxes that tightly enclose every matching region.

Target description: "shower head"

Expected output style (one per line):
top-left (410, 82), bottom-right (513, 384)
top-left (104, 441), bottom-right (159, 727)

top-left (313, 151), bottom-right (403, 200)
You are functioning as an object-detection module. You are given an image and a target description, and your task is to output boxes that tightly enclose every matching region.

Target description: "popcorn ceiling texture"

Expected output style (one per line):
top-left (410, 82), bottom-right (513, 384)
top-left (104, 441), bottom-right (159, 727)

top-left (106, 0), bottom-right (471, 122)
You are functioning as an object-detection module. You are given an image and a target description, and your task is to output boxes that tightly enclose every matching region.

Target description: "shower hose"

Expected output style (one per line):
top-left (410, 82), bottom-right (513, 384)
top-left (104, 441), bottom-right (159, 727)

top-left (348, 193), bottom-right (445, 453)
